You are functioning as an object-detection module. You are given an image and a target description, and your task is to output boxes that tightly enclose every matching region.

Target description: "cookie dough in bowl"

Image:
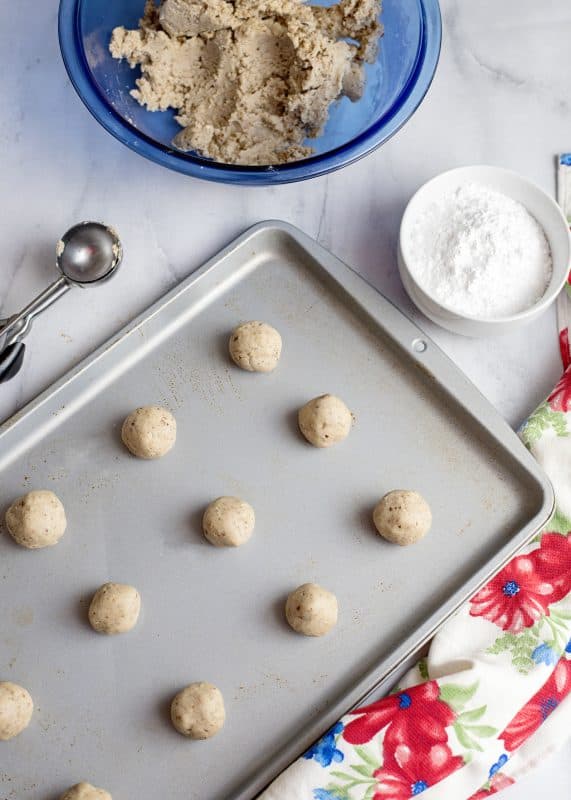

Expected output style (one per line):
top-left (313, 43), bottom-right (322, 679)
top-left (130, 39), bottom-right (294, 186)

top-left (171, 682), bottom-right (225, 739)
top-left (121, 405), bottom-right (176, 459)
top-left (373, 490), bottom-right (432, 546)
top-left (88, 583), bottom-right (141, 635)
top-left (110, 0), bottom-right (382, 166)
top-left (60, 783), bottom-right (112, 800)
top-left (0, 682), bottom-right (33, 740)
top-left (285, 583), bottom-right (338, 636)
top-left (5, 490), bottom-right (67, 549)
top-left (298, 394), bottom-right (353, 447)
top-left (229, 322), bottom-right (282, 372)
top-left (202, 496), bottom-right (255, 547)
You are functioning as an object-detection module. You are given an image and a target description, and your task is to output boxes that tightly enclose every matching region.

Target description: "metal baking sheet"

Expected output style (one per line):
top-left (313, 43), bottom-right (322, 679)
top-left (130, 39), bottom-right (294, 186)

top-left (1, 222), bottom-right (553, 800)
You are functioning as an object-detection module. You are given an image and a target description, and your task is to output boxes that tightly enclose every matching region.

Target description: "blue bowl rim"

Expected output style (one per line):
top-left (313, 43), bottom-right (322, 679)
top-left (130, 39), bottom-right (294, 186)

top-left (58, 0), bottom-right (442, 185)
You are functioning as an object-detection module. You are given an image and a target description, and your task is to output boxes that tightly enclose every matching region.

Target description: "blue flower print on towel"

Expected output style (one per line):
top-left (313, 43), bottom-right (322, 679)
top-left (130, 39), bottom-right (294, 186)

top-left (532, 643), bottom-right (558, 666)
top-left (304, 722), bottom-right (344, 767)
top-left (489, 753), bottom-right (508, 778)
top-left (561, 154), bottom-right (571, 167)
top-left (566, 637), bottom-right (571, 654)
top-left (313, 790), bottom-right (342, 800)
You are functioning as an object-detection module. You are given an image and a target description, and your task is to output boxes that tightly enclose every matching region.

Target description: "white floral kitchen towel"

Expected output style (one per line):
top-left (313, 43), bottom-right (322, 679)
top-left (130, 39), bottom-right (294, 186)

top-left (259, 169), bottom-right (571, 800)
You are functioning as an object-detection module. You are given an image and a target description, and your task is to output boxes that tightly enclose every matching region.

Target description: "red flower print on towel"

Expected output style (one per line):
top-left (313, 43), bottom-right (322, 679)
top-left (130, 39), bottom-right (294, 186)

top-left (558, 329), bottom-right (571, 371)
top-left (547, 368), bottom-right (571, 411)
top-left (468, 773), bottom-right (516, 799)
top-left (344, 682), bottom-right (454, 748)
top-left (372, 743), bottom-right (463, 798)
top-left (532, 532), bottom-right (571, 601)
top-left (469, 554), bottom-right (555, 633)
top-left (500, 658), bottom-right (571, 752)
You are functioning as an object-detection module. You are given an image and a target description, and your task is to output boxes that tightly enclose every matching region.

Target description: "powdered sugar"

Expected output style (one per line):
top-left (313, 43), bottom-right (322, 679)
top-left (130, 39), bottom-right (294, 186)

top-left (407, 182), bottom-right (553, 319)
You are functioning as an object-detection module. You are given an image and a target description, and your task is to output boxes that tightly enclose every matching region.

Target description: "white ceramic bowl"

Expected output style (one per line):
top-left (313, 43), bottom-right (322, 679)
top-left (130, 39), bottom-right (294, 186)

top-left (398, 165), bottom-right (571, 336)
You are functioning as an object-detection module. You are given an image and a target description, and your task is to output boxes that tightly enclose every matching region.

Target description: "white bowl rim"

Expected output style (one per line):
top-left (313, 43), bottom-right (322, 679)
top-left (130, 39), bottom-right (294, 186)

top-left (399, 164), bottom-right (571, 325)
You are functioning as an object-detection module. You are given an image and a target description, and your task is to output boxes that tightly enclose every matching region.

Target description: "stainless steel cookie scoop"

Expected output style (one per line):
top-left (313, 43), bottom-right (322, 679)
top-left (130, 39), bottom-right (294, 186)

top-left (0, 222), bottom-right (122, 383)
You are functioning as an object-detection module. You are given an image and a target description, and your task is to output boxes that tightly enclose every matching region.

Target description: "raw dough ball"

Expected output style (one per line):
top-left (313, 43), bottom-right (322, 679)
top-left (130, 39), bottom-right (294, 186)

top-left (88, 583), bottom-right (141, 635)
top-left (229, 321), bottom-right (282, 373)
top-left (60, 783), bottom-right (112, 800)
top-left (373, 490), bottom-right (432, 546)
top-left (298, 394), bottom-right (353, 448)
top-left (121, 405), bottom-right (176, 459)
top-left (202, 496), bottom-right (255, 547)
top-left (170, 682), bottom-right (225, 739)
top-left (285, 583), bottom-right (338, 637)
top-left (5, 490), bottom-right (67, 549)
top-left (0, 682), bottom-right (33, 740)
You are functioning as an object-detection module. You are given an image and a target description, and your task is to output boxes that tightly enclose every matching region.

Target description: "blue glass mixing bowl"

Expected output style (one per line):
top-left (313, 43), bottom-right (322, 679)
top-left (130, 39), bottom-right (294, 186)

top-left (58, 0), bottom-right (441, 185)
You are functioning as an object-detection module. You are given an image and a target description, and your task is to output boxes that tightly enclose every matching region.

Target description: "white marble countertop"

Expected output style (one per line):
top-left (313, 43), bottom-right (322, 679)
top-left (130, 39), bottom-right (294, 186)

top-left (1, 0), bottom-right (570, 796)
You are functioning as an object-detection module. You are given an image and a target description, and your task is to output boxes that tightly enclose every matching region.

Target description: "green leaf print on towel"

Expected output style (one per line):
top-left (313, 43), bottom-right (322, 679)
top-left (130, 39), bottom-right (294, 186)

top-left (487, 630), bottom-right (541, 674)
top-left (487, 600), bottom-right (571, 673)
top-left (521, 401), bottom-right (568, 449)
top-left (546, 507), bottom-right (571, 536)
top-left (437, 682), bottom-right (498, 754)
top-left (439, 681), bottom-right (479, 711)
